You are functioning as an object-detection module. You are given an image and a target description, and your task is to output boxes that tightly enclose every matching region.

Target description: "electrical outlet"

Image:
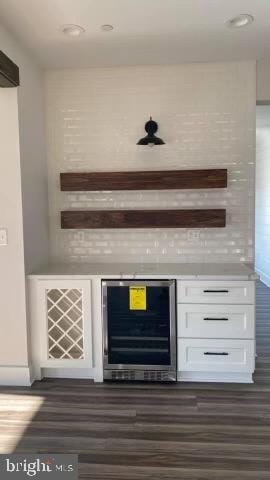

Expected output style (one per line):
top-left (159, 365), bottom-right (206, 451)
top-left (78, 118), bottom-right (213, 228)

top-left (0, 228), bottom-right (8, 246)
top-left (187, 229), bottom-right (201, 243)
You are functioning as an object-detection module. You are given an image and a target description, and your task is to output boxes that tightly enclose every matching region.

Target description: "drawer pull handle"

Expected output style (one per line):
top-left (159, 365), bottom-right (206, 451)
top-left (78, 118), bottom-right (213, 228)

top-left (204, 352), bottom-right (229, 356)
top-left (204, 317), bottom-right (229, 321)
top-left (203, 289), bottom-right (229, 293)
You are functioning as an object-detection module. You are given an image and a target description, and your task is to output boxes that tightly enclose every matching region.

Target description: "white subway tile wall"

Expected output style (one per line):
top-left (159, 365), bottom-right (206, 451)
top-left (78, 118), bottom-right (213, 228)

top-left (45, 61), bottom-right (256, 264)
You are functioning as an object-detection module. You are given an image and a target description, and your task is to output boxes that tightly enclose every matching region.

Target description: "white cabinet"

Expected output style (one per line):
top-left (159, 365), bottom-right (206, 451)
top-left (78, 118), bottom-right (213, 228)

top-left (27, 271), bottom-right (256, 385)
top-left (177, 280), bottom-right (255, 304)
top-left (177, 304), bottom-right (254, 339)
top-left (29, 279), bottom-right (93, 379)
top-left (177, 280), bottom-right (256, 383)
top-left (178, 339), bottom-right (254, 373)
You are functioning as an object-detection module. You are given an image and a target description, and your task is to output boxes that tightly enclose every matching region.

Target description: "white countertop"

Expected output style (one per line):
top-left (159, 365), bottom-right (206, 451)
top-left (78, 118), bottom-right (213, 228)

top-left (28, 262), bottom-right (257, 280)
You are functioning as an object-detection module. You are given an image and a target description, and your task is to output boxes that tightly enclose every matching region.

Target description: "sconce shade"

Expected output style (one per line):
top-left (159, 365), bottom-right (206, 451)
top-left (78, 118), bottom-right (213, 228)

top-left (137, 117), bottom-right (165, 145)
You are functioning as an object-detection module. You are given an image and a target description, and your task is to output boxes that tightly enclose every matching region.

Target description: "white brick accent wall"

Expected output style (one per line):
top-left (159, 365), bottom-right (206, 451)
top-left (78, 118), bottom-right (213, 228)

top-left (45, 61), bottom-right (256, 264)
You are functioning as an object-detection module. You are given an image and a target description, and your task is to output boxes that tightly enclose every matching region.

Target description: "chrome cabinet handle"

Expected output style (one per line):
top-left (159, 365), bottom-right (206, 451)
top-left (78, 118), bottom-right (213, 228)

top-left (204, 352), bottom-right (229, 356)
top-left (203, 289), bottom-right (229, 293)
top-left (203, 317), bottom-right (228, 321)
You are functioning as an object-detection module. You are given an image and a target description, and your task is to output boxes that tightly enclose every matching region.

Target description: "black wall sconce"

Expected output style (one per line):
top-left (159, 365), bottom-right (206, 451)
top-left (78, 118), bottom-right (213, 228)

top-left (137, 117), bottom-right (165, 146)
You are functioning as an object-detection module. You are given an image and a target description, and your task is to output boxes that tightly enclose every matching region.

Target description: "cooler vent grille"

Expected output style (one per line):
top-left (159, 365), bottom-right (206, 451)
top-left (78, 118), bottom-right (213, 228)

top-left (111, 370), bottom-right (136, 381)
top-left (107, 370), bottom-right (171, 381)
top-left (143, 370), bottom-right (170, 381)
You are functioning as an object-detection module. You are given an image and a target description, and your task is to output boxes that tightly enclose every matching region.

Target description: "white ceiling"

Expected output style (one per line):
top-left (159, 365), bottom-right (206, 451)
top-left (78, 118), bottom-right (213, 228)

top-left (0, 0), bottom-right (270, 68)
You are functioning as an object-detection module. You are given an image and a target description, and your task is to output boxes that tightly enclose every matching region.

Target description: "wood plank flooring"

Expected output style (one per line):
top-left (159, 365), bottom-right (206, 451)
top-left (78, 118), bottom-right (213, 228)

top-left (1, 281), bottom-right (270, 479)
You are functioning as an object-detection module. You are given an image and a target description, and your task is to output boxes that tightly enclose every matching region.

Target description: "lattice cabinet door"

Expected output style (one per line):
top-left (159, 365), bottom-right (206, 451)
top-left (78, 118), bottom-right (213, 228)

top-left (38, 280), bottom-right (92, 368)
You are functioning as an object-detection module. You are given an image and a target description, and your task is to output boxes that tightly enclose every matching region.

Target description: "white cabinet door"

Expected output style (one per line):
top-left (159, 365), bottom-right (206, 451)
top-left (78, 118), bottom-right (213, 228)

top-left (37, 280), bottom-right (92, 368)
top-left (178, 304), bottom-right (255, 339)
top-left (177, 281), bottom-right (255, 304)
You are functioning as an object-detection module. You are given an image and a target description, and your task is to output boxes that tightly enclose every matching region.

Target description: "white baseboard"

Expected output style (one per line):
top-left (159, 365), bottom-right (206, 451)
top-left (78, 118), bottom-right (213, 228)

top-left (41, 367), bottom-right (97, 380)
top-left (177, 371), bottom-right (253, 384)
top-left (29, 363), bottom-right (41, 383)
top-left (256, 268), bottom-right (270, 287)
top-left (0, 366), bottom-right (32, 386)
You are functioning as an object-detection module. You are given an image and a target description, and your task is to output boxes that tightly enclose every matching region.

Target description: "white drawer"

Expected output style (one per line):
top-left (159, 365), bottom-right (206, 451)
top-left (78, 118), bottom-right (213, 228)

top-left (177, 304), bottom-right (255, 339)
top-left (177, 280), bottom-right (255, 304)
top-left (178, 339), bottom-right (255, 373)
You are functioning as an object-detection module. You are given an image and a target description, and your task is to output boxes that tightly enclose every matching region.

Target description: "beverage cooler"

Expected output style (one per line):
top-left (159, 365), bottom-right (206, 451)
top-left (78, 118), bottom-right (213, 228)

top-left (102, 280), bottom-right (176, 381)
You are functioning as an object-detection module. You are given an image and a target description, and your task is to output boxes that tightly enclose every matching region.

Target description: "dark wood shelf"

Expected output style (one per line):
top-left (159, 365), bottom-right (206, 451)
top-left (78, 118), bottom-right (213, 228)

top-left (61, 209), bottom-right (226, 229)
top-left (0, 50), bottom-right (20, 87)
top-left (60, 169), bottom-right (227, 191)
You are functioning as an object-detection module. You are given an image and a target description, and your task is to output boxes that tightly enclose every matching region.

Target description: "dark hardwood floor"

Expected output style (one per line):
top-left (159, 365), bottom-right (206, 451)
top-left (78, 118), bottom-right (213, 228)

top-left (1, 281), bottom-right (270, 479)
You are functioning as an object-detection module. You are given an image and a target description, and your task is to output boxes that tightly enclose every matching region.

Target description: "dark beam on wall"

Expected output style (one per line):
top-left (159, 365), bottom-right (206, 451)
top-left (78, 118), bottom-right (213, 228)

top-left (60, 169), bottom-right (228, 191)
top-left (61, 209), bottom-right (226, 229)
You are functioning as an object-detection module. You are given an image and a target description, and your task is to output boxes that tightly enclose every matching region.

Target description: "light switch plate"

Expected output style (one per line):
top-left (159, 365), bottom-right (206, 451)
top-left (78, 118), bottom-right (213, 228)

top-left (0, 228), bottom-right (8, 246)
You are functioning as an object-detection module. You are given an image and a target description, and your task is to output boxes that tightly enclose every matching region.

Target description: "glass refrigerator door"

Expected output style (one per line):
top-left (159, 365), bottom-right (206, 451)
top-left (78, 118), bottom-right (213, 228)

top-left (107, 285), bottom-right (171, 366)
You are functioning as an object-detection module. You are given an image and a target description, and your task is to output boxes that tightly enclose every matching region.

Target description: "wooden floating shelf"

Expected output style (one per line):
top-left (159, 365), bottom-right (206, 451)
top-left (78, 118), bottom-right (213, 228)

top-left (0, 50), bottom-right (20, 87)
top-left (60, 169), bottom-right (227, 191)
top-left (61, 209), bottom-right (226, 229)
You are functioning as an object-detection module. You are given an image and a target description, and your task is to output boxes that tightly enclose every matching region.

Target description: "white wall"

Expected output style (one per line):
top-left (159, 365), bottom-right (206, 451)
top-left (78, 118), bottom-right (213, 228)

top-left (46, 61), bottom-right (256, 264)
top-left (256, 106), bottom-right (270, 286)
top-left (0, 89), bottom-right (29, 370)
top-left (0, 24), bottom-right (48, 384)
top-left (0, 24), bottom-right (49, 273)
top-left (257, 60), bottom-right (270, 102)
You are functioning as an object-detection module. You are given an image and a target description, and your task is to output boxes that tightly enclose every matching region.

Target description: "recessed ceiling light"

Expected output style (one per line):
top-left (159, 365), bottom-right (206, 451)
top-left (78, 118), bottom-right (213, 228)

top-left (62, 24), bottom-right (85, 37)
top-left (101, 24), bottom-right (114, 32)
top-left (226, 14), bottom-right (254, 29)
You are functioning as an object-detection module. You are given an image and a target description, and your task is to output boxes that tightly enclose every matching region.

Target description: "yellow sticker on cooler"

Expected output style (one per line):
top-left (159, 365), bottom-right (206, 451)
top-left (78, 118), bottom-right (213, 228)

top-left (129, 286), bottom-right (147, 310)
